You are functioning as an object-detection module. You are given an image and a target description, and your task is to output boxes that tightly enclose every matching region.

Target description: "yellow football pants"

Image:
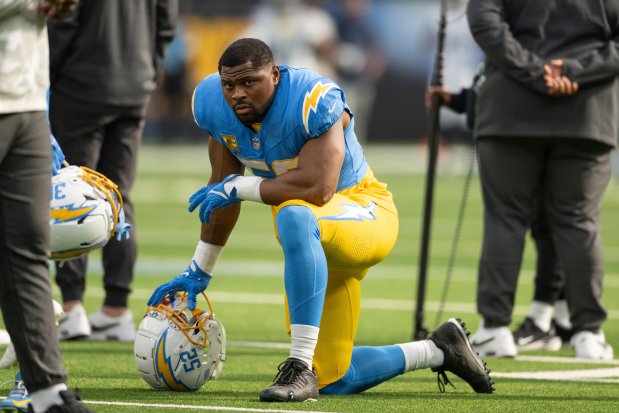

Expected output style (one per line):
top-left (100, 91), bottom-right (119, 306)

top-left (271, 168), bottom-right (399, 388)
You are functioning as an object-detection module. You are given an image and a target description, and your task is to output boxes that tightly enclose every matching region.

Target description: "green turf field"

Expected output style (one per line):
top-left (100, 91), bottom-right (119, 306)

top-left (1, 143), bottom-right (618, 412)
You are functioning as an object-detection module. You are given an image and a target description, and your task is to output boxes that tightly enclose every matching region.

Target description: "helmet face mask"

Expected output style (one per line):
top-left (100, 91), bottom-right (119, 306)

top-left (134, 293), bottom-right (227, 391)
top-left (49, 166), bottom-right (123, 261)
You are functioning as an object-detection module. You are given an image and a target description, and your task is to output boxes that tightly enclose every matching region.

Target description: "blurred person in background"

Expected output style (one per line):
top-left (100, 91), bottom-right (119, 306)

top-left (146, 17), bottom-right (195, 141)
top-left (466, 0), bottom-right (617, 360)
top-left (242, 0), bottom-right (338, 79)
top-left (47, 0), bottom-right (178, 342)
top-left (0, 0), bottom-right (96, 411)
top-left (327, 0), bottom-right (385, 143)
top-left (147, 37), bottom-right (494, 402)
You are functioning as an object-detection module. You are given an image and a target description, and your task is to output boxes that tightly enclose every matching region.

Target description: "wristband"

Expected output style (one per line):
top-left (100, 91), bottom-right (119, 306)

top-left (193, 241), bottom-right (223, 274)
top-left (224, 175), bottom-right (264, 203)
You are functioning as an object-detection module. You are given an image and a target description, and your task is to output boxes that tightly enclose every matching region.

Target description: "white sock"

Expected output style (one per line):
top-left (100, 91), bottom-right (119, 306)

top-left (289, 324), bottom-right (319, 369)
top-left (397, 340), bottom-right (444, 373)
top-left (30, 383), bottom-right (68, 413)
top-left (554, 299), bottom-right (572, 329)
top-left (529, 300), bottom-right (553, 332)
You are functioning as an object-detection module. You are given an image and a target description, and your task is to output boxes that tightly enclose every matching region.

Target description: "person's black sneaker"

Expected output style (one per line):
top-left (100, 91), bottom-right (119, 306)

top-left (429, 318), bottom-right (495, 394)
top-left (259, 358), bottom-right (318, 402)
top-left (512, 317), bottom-right (561, 351)
top-left (27, 390), bottom-right (95, 413)
top-left (552, 319), bottom-right (575, 347)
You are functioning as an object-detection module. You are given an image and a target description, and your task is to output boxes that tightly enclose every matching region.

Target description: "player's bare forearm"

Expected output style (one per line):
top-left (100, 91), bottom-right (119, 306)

top-left (260, 167), bottom-right (336, 206)
top-left (260, 118), bottom-right (345, 206)
top-left (200, 204), bottom-right (240, 246)
top-left (198, 137), bottom-right (244, 245)
top-left (208, 136), bottom-right (244, 183)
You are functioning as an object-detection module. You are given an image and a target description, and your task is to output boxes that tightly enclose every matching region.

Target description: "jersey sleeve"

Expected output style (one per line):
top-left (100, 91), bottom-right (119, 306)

top-left (191, 75), bottom-right (217, 138)
top-left (300, 80), bottom-right (346, 138)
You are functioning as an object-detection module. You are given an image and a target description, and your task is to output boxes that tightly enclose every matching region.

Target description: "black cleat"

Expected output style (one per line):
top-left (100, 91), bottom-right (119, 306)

top-left (429, 318), bottom-right (495, 394)
top-left (28, 390), bottom-right (95, 413)
top-left (513, 317), bottom-right (561, 351)
top-left (259, 358), bottom-right (318, 402)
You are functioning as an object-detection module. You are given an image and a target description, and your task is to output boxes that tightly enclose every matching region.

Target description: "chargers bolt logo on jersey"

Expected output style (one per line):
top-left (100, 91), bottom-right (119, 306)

top-left (302, 81), bottom-right (336, 134)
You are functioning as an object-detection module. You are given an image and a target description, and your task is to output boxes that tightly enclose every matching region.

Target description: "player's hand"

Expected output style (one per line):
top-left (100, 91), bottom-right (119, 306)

top-left (50, 135), bottom-right (65, 176)
top-left (147, 260), bottom-right (212, 311)
top-left (114, 209), bottom-right (132, 241)
top-left (188, 174), bottom-right (242, 223)
top-left (40, 0), bottom-right (78, 20)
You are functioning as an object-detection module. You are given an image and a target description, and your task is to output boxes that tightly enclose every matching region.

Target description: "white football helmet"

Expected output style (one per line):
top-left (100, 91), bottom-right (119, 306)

top-left (49, 165), bottom-right (123, 261)
top-left (134, 293), bottom-right (227, 391)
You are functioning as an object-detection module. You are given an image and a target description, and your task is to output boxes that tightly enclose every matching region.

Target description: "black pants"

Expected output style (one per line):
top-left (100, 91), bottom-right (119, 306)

top-left (0, 112), bottom-right (66, 391)
top-left (477, 137), bottom-right (611, 332)
top-left (49, 92), bottom-right (144, 308)
top-left (530, 205), bottom-right (565, 304)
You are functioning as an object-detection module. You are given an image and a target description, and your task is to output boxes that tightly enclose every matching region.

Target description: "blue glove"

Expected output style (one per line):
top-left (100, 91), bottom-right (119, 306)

top-left (188, 174), bottom-right (242, 223)
top-left (147, 260), bottom-right (212, 311)
top-left (50, 135), bottom-right (65, 176)
top-left (114, 209), bottom-right (132, 241)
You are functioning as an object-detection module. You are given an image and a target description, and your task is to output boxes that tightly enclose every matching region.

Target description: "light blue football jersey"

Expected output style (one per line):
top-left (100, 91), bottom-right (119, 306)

top-left (192, 65), bottom-right (368, 191)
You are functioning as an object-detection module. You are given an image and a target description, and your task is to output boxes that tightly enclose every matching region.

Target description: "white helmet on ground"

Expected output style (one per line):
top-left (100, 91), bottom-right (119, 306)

top-left (134, 293), bottom-right (227, 391)
top-left (49, 165), bottom-right (123, 261)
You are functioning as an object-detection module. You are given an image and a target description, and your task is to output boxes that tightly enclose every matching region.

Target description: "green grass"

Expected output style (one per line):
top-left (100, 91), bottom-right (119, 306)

top-left (2, 143), bottom-right (618, 412)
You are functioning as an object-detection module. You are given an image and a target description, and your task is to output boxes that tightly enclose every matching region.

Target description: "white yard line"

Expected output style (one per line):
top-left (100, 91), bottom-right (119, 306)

top-left (515, 355), bottom-right (619, 365)
top-left (228, 340), bottom-right (291, 349)
top-left (85, 287), bottom-right (619, 320)
top-left (83, 259), bottom-right (619, 286)
top-left (492, 367), bottom-right (619, 383)
top-left (0, 399), bottom-right (334, 413)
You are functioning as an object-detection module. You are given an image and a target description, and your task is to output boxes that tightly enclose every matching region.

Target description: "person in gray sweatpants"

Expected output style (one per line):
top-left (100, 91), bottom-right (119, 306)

top-left (467, 0), bottom-right (617, 360)
top-left (0, 1), bottom-right (94, 411)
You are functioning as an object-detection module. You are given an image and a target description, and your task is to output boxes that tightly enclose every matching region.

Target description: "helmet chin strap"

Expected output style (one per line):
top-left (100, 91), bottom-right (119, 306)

top-left (78, 166), bottom-right (123, 236)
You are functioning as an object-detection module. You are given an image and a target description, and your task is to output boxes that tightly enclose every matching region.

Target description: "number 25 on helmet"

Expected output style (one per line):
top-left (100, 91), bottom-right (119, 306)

top-left (49, 165), bottom-right (123, 261)
top-left (134, 293), bottom-right (227, 391)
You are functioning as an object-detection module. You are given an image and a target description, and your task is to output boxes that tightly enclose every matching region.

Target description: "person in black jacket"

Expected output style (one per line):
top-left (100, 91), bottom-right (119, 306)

top-left (465, 0), bottom-right (617, 360)
top-left (426, 78), bottom-right (574, 353)
top-left (47, 0), bottom-right (178, 342)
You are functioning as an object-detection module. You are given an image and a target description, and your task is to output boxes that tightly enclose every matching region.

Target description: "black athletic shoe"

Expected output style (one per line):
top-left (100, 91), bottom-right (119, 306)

top-left (512, 317), bottom-right (561, 351)
top-left (259, 358), bottom-right (318, 402)
top-left (552, 319), bottom-right (575, 346)
top-left (28, 390), bottom-right (95, 413)
top-left (430, 318), bottom-right (495, 394)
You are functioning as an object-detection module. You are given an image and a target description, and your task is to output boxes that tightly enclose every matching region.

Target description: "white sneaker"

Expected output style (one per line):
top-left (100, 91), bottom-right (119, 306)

top-left (0, 329), bottom-right (10, 345)
top-left (52, 299), bottom-right (64, 326)
top-left (58, 303), bottom-right (91, 340)
top-left (470, 322), bottom-right (517, 358)
top-left (571, 330), bottom-right (614, 360)
top-left (0, 341), bottom-right (16, 369)
top-left (89, 309), bottom-right (135, 342)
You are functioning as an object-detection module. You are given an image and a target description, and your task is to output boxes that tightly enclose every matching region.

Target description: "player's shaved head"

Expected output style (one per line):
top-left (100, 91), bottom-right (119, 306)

top-left (219, 38), bottom-right (275, 72)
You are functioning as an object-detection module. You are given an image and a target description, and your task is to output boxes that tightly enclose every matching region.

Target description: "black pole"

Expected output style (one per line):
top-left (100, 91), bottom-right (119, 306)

top-left (413, 0), bottom-right (448, 341)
